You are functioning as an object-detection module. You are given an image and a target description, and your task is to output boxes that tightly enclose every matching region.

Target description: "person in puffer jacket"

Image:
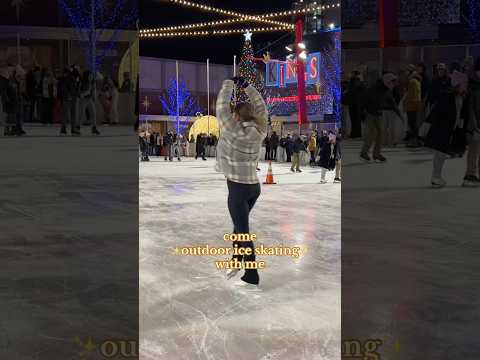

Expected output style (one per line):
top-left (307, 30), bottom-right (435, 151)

top-left (215, 76), bottom-right (267, 288)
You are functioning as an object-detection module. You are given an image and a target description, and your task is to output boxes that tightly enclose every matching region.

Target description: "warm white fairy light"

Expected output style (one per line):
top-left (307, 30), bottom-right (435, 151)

top-left (140, 26), bottom-right (291, 39)
top-left (138, 1), bottom-right (341, 36)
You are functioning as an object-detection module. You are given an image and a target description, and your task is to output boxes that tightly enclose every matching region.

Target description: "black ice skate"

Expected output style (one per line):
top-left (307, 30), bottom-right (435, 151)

top-left (360, 152), bottom-right (371, 162)
top-left (373, 154), bottom-right (386, 163)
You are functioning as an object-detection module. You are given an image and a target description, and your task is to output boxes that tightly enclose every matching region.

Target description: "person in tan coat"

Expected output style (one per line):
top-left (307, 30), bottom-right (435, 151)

top-left (404, 66), bottom-right (423, 146)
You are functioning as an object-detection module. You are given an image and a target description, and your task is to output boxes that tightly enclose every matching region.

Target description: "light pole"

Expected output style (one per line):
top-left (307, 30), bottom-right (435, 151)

top-left (295, 17), bottom-right (308, 132)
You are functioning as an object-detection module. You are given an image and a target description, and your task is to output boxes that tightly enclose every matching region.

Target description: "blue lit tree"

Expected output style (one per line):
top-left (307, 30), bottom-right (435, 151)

top-left (159, 78), bottom-right (201, 134)
top-left (464, 0), bottom-right (480, 42)
top-left (322, 32), bottom-right (341, 127)
top-left (58, 0), bottom-right (138, 72)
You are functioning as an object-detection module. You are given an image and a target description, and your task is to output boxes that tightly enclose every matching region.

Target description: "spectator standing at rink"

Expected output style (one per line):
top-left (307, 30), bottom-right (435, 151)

top-left (215, 76), bottom-right (267, 288)
top-left (3, 66), bottom-right (23, 136)
top-left (404, 65), bottom-right (423, 147)
top-left (164, 130), bottom-right (173, 161)
top-left (27, 66), bottom-right (42, 122)
top-left (279, 134), bottom-right (286, 162)
top-left (269, 131), bottom-right (279, 160)
top-left (109, 78), bottom-right (119, 125)
top-left (41, 69), bottom-right (55, 125)
top-left (181, 133), bottom-right (188, 157)
top-left (149, 132), bottom-right (155, 156)
top-left (100, 78), bottom-right (112, 124)
top-left (120, 72), bottom-right (132, 93)
top-left (291, 133), bottom-right (307, 173)
top-left (319, 132), bottom-right (339, 183)
top-left (285, 133), bottom-right (293, 162)
top-left (264, 133), bottom-right (271, 160)
top-left (211, 133), bottom-right (218, 157)
top-left (360, 72), bottom-right (402, 162)
top-left (59, 66), bottom-right (81, 136)
top-left (347, 71), bottom-right (365, 138)
top-left (195, 133), bottom-right (207, 160)
top-left (79, 71), bottom-right (100, 135)
top-left (139, 130), bottom-right (149, 162)
top-left (172, 132), bottom-right (182, 161)
top-left (308, 131), bottom-right (317, 166)
top-left (205, 134), bottom-right (211, 157)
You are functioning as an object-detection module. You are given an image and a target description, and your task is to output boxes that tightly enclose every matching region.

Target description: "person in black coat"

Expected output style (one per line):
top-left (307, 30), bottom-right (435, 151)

top-left (269, 131), bottom-right (279, 160)
top-left (4, 71), bottom-right (22, 136)
top-left (347, 71), bottom-right (365, 138)
top-left (164, 131), bottom-right (173, 161)
top-left (360, 73), bottom-right (402, 162)
top-left (284, 134), bottom-right (293, 162)
top-left (425, 63), bottom-right (462, 187)
top-left (195, 133), bottom-right (207, 160)
top-left (59, 67), bottom-right (81, 135)
top-left (264, 134), bottom-right (271, 160)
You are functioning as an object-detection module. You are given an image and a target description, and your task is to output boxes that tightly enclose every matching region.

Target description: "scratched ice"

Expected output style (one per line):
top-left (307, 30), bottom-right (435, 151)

top-left (140, 157), bottom-right (341, 360)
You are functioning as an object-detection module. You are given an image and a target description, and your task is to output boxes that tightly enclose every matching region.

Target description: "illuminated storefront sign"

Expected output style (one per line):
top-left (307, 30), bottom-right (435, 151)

top-left (265, 52), bottom-right (320, 87)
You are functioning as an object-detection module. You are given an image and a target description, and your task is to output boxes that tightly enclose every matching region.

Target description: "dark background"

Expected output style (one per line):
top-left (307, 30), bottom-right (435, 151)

top-left (140, 0), bottom-right (299, 64)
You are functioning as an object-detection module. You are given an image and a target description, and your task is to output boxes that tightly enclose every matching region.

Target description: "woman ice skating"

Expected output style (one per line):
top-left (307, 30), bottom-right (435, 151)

top-left (215, 76), bottom-right (267, 288)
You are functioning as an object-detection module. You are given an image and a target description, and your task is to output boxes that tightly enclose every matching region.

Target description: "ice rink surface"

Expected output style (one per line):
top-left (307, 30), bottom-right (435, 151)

top-left (342, 140), bottom-right (480, 358)
top-left (140, 157), bottom-right (341, 360)
top-left (0, 125), bottom-right (138, 359)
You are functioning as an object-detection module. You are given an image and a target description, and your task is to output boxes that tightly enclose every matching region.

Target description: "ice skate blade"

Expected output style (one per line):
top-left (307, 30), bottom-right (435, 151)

top-left (231, 280), bottom-right (262, 292)
top-left (226, 268), bottom-right (240, 280)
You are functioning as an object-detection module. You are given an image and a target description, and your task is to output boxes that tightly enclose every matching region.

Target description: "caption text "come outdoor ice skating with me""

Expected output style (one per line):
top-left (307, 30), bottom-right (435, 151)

top-left (173, 233), bottom-right (304, 270)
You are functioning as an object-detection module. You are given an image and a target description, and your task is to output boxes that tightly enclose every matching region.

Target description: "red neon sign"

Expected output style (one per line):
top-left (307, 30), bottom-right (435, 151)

top-left (267, 95), bottom-right (321, 103)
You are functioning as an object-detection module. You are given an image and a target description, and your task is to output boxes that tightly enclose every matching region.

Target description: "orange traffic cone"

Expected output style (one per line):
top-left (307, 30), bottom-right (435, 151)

top-left (263, 161), bottom-right (276, 184)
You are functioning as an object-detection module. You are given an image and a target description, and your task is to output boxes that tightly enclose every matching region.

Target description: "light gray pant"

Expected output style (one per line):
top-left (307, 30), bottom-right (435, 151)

top-left (432, 151), bottom-right (447, 179)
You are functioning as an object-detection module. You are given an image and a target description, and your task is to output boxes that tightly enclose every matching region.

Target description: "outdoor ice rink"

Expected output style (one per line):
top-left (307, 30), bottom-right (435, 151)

top-left (140, 157), bottom-right (342, 360)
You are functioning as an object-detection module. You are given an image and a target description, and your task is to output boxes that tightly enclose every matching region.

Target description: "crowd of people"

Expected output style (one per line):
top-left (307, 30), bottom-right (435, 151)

top-left (138, 130), bottom-right (218, 162)
top-left (0, 63), bottom-right (133, 136)
top-left (139, 125), bottom-right (342, 183)
top-left (263, 129), bottom-right (342, 182)
top-left (343, 56), bottom-right (480, 187)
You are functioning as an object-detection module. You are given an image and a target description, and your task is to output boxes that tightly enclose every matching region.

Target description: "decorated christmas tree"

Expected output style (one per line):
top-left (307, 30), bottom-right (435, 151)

top-left (236, 31), bottom-right (264, 103)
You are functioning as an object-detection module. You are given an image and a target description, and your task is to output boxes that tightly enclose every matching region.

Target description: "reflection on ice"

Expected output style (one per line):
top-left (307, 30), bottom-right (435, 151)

top-left (140, 158), bottom-right (341, 360)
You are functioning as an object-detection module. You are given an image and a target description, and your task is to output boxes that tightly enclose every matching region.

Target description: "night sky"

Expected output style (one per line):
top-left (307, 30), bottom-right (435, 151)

top-left (140, 0), bottom-right (300, 64)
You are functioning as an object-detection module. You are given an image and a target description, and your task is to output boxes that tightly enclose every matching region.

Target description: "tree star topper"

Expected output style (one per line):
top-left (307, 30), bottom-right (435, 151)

top-left (244, 30), bottom-right (252, 41)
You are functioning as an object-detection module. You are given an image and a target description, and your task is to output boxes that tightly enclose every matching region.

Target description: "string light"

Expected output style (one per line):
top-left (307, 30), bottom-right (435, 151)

top-left (140, 16), bottom-right (292, 33)
top-left (142, 0), bottom-right (341, 33)
top-left (139, 1), bottom-right (341, 39)
top-left (167, 0), bottom-right (294, 28)
top-left (140, 26), bottom-right (291, 38)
